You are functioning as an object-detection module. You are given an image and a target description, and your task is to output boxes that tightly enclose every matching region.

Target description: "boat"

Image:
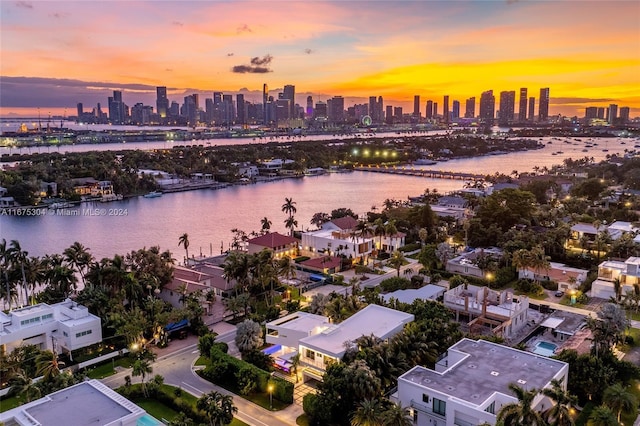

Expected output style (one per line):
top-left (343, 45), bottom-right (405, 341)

top-left (143, 191), bottom-right (163, 198)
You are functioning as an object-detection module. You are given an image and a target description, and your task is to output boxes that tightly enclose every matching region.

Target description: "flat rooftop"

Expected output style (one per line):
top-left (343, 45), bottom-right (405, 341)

top-left (300, 304), bottom-right (413, 357)
top-left (267, 312), bottom-right (329, 333)
top-left (400, 339), bottom-right (567, 406)
top-left (382, 285), bottom-right (445, 304)
top-left (1, 380), bottom-right (144, 426)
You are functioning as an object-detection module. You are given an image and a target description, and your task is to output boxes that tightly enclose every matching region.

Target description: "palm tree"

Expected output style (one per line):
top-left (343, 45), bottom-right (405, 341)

top-left (63, 242), bottom-right (93, 286)
top-left (496, 383), bottom-right (546, 426)
top-left (284, 215), bottom-right (298, 237)
top-left (132, 358), bottom-right (153, 397)
top-left (587, 405), bottom-right (618, 426)
top-left (381, 401), bottom-right (414, 426)
top-left (196, 391), bottom-right (237, 426)
top-left (260, 217), bottom-right (272, 234)
top-left (35, 350), bottom-right (61, 381)
top-left (388, 251), bottom-right (406, 277)
top-left (178, 233), bottom-right (190, 264)
top-left (602, 383), bottom-right (637, 423)
top-left (541, 378), bottom-right (576, 426)
top-left (351, 398), bottom-right (384, 426)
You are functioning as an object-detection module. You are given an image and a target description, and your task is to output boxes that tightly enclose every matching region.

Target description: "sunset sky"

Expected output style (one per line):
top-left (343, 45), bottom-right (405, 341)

top-left (1, 0), bottom-right (639, 117)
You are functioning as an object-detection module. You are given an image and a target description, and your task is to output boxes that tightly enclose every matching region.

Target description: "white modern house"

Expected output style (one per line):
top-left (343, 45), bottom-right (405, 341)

top-left (301, 216), bottom-right (375, 263)
top-left (591, 256), bottom-right (640, 300)
top-left (298, 304), bottom-right (414, 381)
top-left (0, 300), bottom-right (102, 356)
top-left (0, 380), bottom-right (149, 426)
top-left (396, 338), bottom-right (569, 426)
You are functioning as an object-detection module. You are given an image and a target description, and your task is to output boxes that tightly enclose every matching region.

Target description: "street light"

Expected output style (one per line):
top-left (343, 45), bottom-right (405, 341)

top-left (268, 384), bottom-right (274, 409)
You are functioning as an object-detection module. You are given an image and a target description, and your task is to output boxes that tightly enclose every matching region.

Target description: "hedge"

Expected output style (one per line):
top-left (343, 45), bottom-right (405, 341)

top-left (200, 347), bottom-right (293, 403)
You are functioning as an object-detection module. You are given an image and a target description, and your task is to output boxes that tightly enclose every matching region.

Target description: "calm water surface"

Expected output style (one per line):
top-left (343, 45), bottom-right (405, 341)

top-left (1, 136), bottom-right (635, 259)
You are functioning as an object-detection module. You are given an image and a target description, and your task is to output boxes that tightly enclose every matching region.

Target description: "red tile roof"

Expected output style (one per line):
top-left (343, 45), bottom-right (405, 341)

top-left (248, 232), bottom-right (298, 248)
top-left (300, 256), bottom-right (342, 269)
top-left (331, 216), bottom-right (358, 230)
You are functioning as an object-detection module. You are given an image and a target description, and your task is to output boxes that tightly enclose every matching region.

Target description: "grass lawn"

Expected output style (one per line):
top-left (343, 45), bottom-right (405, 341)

top-left (135, 398), bottom-right (180, 422)
top-left (195, 356), bottom-right (208, 366)
top-left (0, 394), bottom-right (24, 413)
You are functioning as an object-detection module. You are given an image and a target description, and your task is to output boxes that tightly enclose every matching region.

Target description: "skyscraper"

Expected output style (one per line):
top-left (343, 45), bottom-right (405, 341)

top-left (528, 97), bottom-right (535, 121)
top-left (306, 96), bottom-right (313, 117)
top-left (452, 100), bottom-right (460, 120)
top-left (413, 95), bottom-right (420, 117)
top-left (156, 86), bottom-right (169, 118)
top-left (499, 91), bottom-right (516, 125)
top-left (479, 90), bottom-right (495, 123)
top-left (283, 85), bottom-right (295, 118)
top-left (443, 95), bottom-right (450, 124)
top-left (518, 88), bottom-right (528, 122)
top-left (608, 104), bottom-right (618, 124)
top-left (263, 84), bottom-right (269, 125)
top-left (236, 94), bottom-right (246, 124)
top-left (465, 97), bottom-right (475, 118)
top-left (538, 88), bottom-right (550, 121)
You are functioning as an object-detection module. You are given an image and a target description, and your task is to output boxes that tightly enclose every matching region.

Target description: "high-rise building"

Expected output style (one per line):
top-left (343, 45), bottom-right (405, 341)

top-left (108, 90), bottom-right (125, 124)
top-left (425, 101), bottom-right (433, 119)
top-left (306, 96), bottom-right (313, 117)
top-left (452, 101), bottom-right (460, 120)
top-left (156, 87), bottom-right (169, 118)
top-left (499, 91), bottom-right (516, 125)
top-left (528, 97), bottom-right (535, 121)
top-left (443, 95), bottom-right (450, 124)
top-left (619, 106), bottom-right (630, 123)
top-left (608, 104), bottom-right (618, 124)
top-left (263, 84), bottom-right (269, 125)
top-left (413, 95), bottom-right (420, 117)
top-left (585, 107), bottom-right (598, 120)
top-left (314, 101), bottom-right (327, 119)
top-left (386, 105), bottom-right (393, 124)
top-left (538, 88), bottom-right (550, 121)
top-left (236, 94), bottom-right (246, 124)
top-left (518, 88), bottom-right (528, 122)
top-left (327, 96), bottom-right (345, 123)
top-left (479, 90), bottom-right (495, 123)
top-left (283, 85), bottom-right (295, 118)
top-left (464, 97), bottom-right (475, 118)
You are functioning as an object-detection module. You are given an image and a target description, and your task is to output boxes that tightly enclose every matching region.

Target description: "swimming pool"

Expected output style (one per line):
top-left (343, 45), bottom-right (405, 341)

top-left (137, 414), bottom-right (163, 426)
top-left (533, 341), bottom-right (557, 357)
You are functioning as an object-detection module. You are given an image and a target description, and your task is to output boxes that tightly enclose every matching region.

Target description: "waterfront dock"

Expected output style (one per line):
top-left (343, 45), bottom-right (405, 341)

top-left (354, 165), bottom-right (486, 180)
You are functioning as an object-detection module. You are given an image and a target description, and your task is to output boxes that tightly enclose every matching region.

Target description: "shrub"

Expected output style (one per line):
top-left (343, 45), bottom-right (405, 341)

top-left (399, 242), bottom-right (421, 252)
top-left (380, 277), bottom-right (411, 292)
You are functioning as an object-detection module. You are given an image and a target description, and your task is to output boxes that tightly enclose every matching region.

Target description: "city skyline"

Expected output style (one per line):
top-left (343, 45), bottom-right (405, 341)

top-left (1, 0), bottom-right (639, 117)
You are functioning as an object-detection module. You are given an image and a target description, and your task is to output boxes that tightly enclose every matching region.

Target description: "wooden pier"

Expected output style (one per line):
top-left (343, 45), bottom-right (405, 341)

top-left (354, 165), bottom-right (486, 180)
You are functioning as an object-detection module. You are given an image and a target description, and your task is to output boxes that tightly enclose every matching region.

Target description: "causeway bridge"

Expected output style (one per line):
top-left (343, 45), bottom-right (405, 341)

top-left (354, 165), bottom-right (486, 180)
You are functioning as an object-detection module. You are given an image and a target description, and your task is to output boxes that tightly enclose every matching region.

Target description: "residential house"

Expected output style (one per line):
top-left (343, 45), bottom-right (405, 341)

top-left (446, 247), bottom-right (503, 279)
top-left (301, 217), bottom-right (374, 263)
top-left (298, 304), bottom-right (414, 381)
top-left (0, 300), bottom-right (102, 357)
top-left (0, 380), bottom-right (149, 426)
top-left (591, 256), bottom-right (640, 300)
top-left (518, 262), bottom-right (588, 292)
top-left (247, 232), bottom-right (298, 259)
top-left (396, 338), bottom-right (569, 426)
top-left (444, 284), bottom-right (529, 339)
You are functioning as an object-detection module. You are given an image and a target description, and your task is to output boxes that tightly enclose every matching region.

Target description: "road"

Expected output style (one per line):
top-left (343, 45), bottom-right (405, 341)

top-left (101, 332), bottom-right (301, 426)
